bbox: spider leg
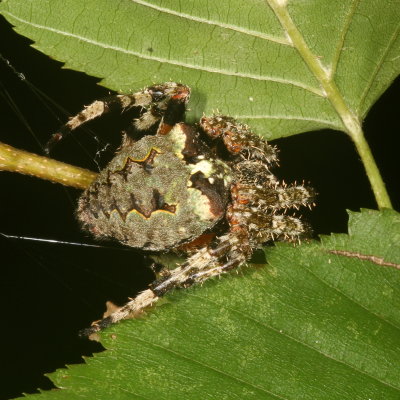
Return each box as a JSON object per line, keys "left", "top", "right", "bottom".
{"left": 230, "top": 166, "right": 315, "bottom": 243}
{"left": 45, "top": 82, "right": 190, "bottom": 153}
{"left": 79, "top": 289, "right": 158, "bottom": 337}
{"left": 78, "top": 247, "right": 220, "bottom": 336}
{"left": 80, "top": 229, "right": 251, "bottom": 337}
{"left": 233, "top": 182, "right": 315, "bottom": 214}
{"left": 153, "top": 227, "right": 252, "bottom": 293}
{"left": 200, "top": 115, "right": 278, "bottom": 163}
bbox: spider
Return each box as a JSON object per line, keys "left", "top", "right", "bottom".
{"left": 47, "top": 82, "right": 315, "bottom": 336}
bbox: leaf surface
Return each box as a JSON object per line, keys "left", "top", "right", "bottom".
{"left": 1, "top": 0, "right": 399, "bottom": 138}
{"left": 2, "top": 2, "right": 400, "bottom": 398}
{"left": 20, "top": 209, "right": 400, "bottom": 399}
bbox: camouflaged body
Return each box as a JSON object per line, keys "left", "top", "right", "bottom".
{"left": 77, "top": 123, "right": 232, "bottom": 251}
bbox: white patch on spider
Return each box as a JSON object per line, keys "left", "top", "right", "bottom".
{"left": 187, "top": 188, "right": 214, "bottom": 220}
{"left": 118, "top": 93, "right": 151, "bottom": 108}
{"left": 168, "top": 124, "right": 187, "bottom": 159}
{"left": 67, "top": 101, "right": 105, "bottom": 130}
{"left": 271, "top": 215, "right": 303, "bottom": 235}
{"left": 135, "top": 112, "right": 159, "bottom": 131}
{"left": 189, "top": 160, "right": 214, "bottom": 176}
{"left": 189, "top": 159, "right": 232, "bottom": 187}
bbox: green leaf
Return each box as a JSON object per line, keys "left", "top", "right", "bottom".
{"left": 0, "top": 0, "right": 399, "bottom": 139}
{"left": 1, "top": 2, "right": 399, "bottom": 397}
{"left": 20, "top": 209, "right": 400, "bottom": 399}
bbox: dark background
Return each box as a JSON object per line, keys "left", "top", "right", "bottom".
{"left": 0, "top": 15, "right": 399, "bottom": 400}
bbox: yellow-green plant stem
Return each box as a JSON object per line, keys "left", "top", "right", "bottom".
{"left": 349, "top": 125, "right": 393, "bottom": 209}
{"left": 0, "top": 141, "right": 97, "bottom": 189}
{"left": 268, "top": 0, "right": 393, "bottom": 210}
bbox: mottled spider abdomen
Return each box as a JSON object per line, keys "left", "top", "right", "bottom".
{"left": 77, "top": 123, "right": 232, "bottom": 251}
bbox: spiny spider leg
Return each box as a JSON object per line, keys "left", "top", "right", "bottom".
{"left": 45, "top": 82, "right": 190, "bottom": 153}
{"left": 80, "top": 233, "right": 249, "bottom": 337}
{"left": 234, "top": 184, "right": 314, "bottom": 212}
{"left": 79, "top": 289, "right": 158, "bottom": 336}
{"left": 200, "top": 115, "right": 278, "bottom": 163}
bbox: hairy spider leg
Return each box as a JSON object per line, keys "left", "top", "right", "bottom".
{"left": 200, "top": 115, "right": 278, "bottom": 163}
{"left": 45, "top": 82, "right": 190, "bottom": 153}
{"left": 79, "top": 227, "right": 252, "bottom": 336}
{"left": 79, "top": 240, "right": 242, "bottom": 337}
{"left": 79, "top": 289, "right": 158, "bottom": 336}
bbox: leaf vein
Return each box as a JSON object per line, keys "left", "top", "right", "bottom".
{"left": 236, "top": 114, "right": 340, "bottom": 128}
{"left": 62, "top": 371, "right": 153, "bottom": 399}
{"left": 328, "top": 250, "right": 400, "bottom": 270}
{"left": 130, "top": 0, "right": 291, "bottom": 46}
{"left": 123, "top": 334, "right": 287, "bottom": 400}
{"left": 330, "top": 0, "right": 361, "bottom": 79}
{"left": 190, "top": 289, "right": 400, "bottom": 392}
{"left": 358, "top": 22, "right": 400, "bottom": 114}
{"left": 304, "top": 247, "right": 400, "bottom": 331}
{"left": 3, "top": 11, "right": 323, "bottom": 96}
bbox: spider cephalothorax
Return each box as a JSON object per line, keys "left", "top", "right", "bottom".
{"left": 47, "top": 82, "right": 315, "bottom": 335}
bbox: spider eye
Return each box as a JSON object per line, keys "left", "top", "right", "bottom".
{"left": 152, "top": 90, "right": 164, "bottom": 98}
{"left": 148, "top": 89, "right": 165, "bottom": 102}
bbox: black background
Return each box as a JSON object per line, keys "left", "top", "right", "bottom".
{"left": 0, "top": 14, "right": 399, "bottom": 400}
